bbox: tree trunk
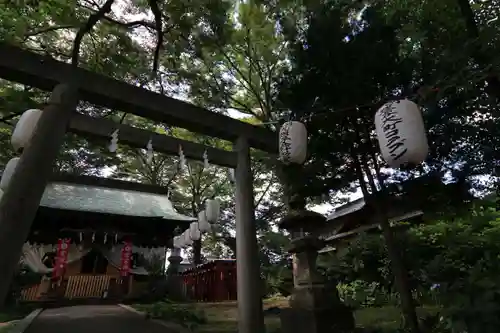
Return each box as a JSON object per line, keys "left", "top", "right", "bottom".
{"left": 456, "top": 0, "right": 500, "bottom": 98}
{"left": 192, "top": 240, "right": 202, "bottom": 265}
{"left": 191, "top": 195, "right": 202, "bottom": 265}
{"left": 378, "top": 213, "right": 421, "bottom": 333}
{"left": 356, "top": 114, "right": 421, "bottom": 333}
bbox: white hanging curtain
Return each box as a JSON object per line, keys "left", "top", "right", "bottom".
{"left": 134, "top": 246, "right": 166, "bottom": 263}
{"left": 20, "top": 242, "right": 90, "bottom": 273}
{"left": 21, "top": 243, "right": 52, "bottom": 273}
{"left": 101, "top": 245, "right": 150, "bottom": 275}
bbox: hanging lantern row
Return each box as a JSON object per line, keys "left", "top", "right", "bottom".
{"left": 277, "top": 99, "right": 429, "bottom": 168}
{"left": 172, "top": 198, "right": 221, "bottom": 249}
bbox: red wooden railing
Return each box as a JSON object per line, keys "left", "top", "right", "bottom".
{"left": 180, "top": 260, "right": 237, "bottom": 302}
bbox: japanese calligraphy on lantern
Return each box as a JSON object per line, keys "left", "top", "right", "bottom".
{"left": 374, "top": 99, "right": 429, "bottom": 168}
{"left": 278, "top": 121, "right": 307, "bottom": 165}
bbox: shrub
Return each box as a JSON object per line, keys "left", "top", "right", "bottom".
{"left": 326, "top": 201, "right": 500, "bottom": 333}
{"left": 138, "top": 300, "right": 207, "bottom": 330}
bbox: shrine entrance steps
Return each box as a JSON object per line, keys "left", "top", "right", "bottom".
{"left": 24, "top": 305, "right": 179, "bottom": 333}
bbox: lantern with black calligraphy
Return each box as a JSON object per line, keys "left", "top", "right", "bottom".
{"left": 11, "top": 109, "right": 42, "bottom": 152}
{"left": 279, "top": 121, "right": 307, "bottom": 165}
{"left": 374, "top": 99, "right": 429, "bottom": 168}
{"left": 205, "top": 199, "right": 221, "bottom": 224}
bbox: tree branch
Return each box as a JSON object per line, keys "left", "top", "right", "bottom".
{"left": 0, "top": 111, "right": 24, "bottom": 124}
{"left": 72, "top": 0, "right": 115, "bottom": 66}
{"left": 147, "top": 0, "right": 164, "bottom": 73}
{"left": 102, "top": 16, "right": 156, "bottom": 30}
{"left": 455, "top": 0, "right": 500, "bottom": 98}
{"left": 165, "top": 162, "right": 180, "bottom": 189}
{"left": 79, "top": 3, "right": 156, "bottom": 30}
{"left": 24, "top": 25, "right": 76, "bottom": 40}
{"left": 243, "top": 31, "right": 271, "bottom": 116}
{"left": 254, "top": 179, "right": 273, "bottom": 210}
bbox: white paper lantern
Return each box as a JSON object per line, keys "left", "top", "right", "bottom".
{"left": 183, "top": 230, "right": 193, "bottom": 246}
{"left": 11, "top": 109, "right": 42, "bottom": 152}
{"left": 205, "top": 199, "right": 221, "bottom": 223}
{"left": 374, "top": 99, "right": 429, "bottom": 168}
{"left": 189, "top": 222, "right": 201, "bottom": 241}
{"left": 279, "top": 121, "right": 307, "bottom": 165}
{"left": 0, "top": 157, "right": 20, "bottom": 191}
{"left": 198, "top": 211, "right": 212, "bottom": 232}
{"left": 176, "top": 236, "right": 187, "bottom": 249}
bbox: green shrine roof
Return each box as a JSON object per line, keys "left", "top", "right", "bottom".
{"left": 39, "top": 182, "right": 195, "bottom": 221}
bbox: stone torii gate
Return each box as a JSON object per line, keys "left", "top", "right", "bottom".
{"left": 0, "top": 43, "right": 277, "bottom": 333}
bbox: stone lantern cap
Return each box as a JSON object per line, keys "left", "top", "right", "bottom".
{"left": 279, "top": 209, "right": 326, "bottom": 232}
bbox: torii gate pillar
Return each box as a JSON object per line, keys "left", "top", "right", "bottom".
{"left": 234, "top": 136, "right": 265, "bottom": 333}
{"left": 0, "top": 84, "right": 77, "bottom": 306}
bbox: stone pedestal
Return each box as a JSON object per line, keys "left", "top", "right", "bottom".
{"left": 278, "top": 167, "right": 355, "bottom": 333}
{"left": 166, "top": 249, "right": 184, "bottom": 300}
{"left": 278, "top": 201, "right": 355, "bottom": 333}
{"left": 281, "top": 306, "right": 354, "bottom": 333}
{"left": 280, "top": 236, "right": 355, "bottom": 333}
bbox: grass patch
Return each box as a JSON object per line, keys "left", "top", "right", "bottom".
{"left": 133, "top": 301, "right": 207, "bottom": 330}
{"left": 0, "top": 304, "right": 37, "bottom": 324}
{"left": 194, "top": 301, "right": 281, "bottom": 333}
{"left": 0, "top": 322, "right": 17, "bottom": 333}
{"left": 134, "top": 298, "right": 438, "bottom": 332}
{"left": 355, "top": 305, "right": 440, "bottom": 330}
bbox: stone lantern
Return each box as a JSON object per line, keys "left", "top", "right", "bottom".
{"left": 278, "top": 193, "right": 355, "bottom": 333}
{"left": 166, "top": 226, "right": 184, "bottom": 300}
{"left": 277, "top": 119, "right": 354, "bottom": 333}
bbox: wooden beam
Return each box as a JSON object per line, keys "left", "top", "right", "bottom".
{"left": 0, "top": 43, "right": 278, "bottom": 153}
{"left": 69, "top": 113, "right": 238, "bottom": 168}
{"left": 51, "top": 173, "right": 171, "bottom": 195}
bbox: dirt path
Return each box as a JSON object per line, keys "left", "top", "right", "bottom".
{"left": 24, "top": 305, "right": 176, "bottom": 333}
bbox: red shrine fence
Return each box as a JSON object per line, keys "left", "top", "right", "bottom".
{"left": 19, "top": 260, "right": 237, "bottom": 303}
{"left": 181, "top": 260, "right": 237, "bottom": 302}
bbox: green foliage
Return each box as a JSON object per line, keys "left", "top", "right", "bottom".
{"left": 278, "top": 0, "right": 500, "bottom": 200}
{"left": 337, "top": 281, "right": 393, "bottom": 309}
{"left": 324, "top": 200, "right": 500, "bottom": 333}
{"left": 0, "top": 0, "right": 289, "bottom": 274}
{"left": 135, "top": 300, "right": 207, "bottom": 330}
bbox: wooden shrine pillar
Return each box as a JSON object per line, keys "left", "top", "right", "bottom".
{"left": 234, "top": 136, "right": 265, "bottom": 333}
{"left": 0, "top": 84, "right": 77, "bottom": 306}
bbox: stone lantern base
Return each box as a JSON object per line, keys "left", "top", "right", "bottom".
{"left": 280, "top": 236, "right": 355, "bottom": 333}
{"left": 166, "top": 252, "right": 184, "bottom": 301}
